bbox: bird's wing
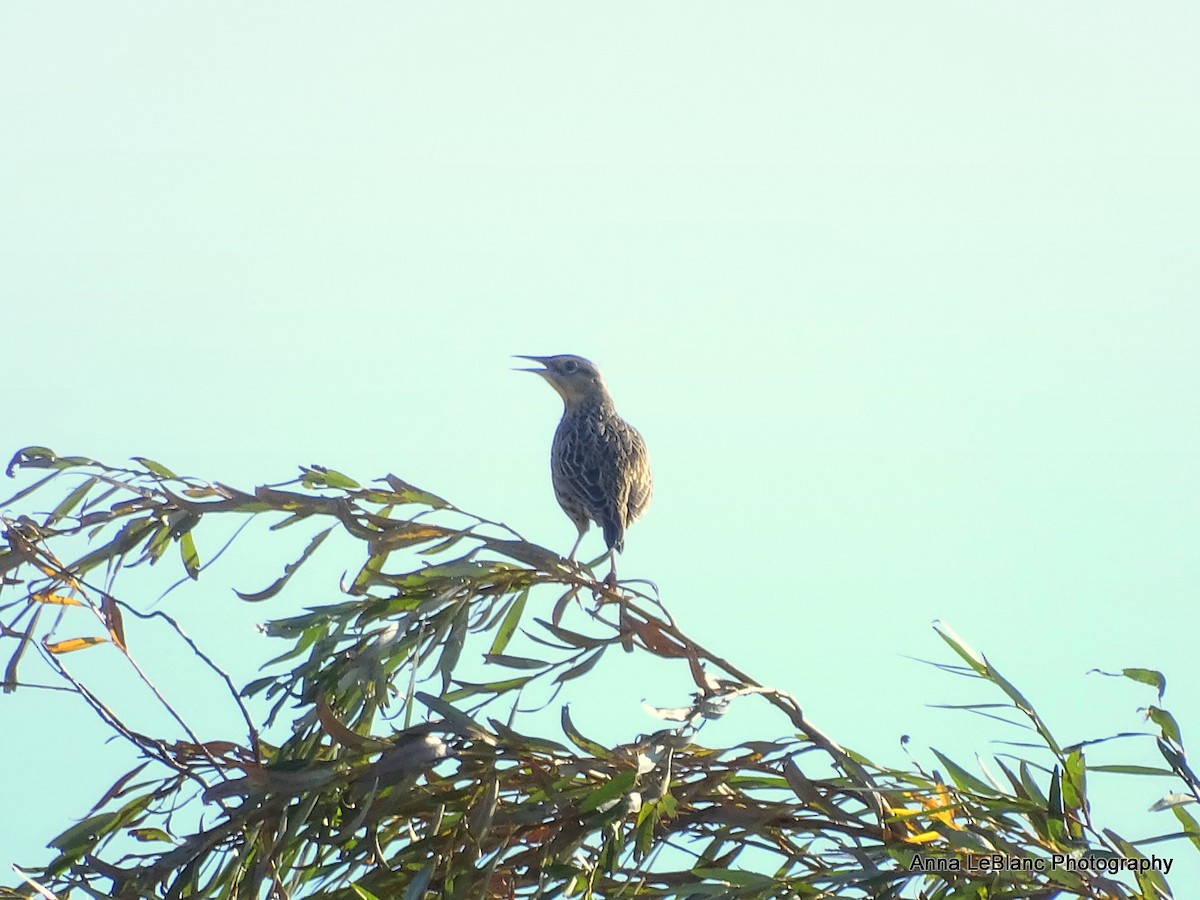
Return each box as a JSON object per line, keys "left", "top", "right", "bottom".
{"left": 622, "top": 425, "right": 653, "bottom": 524}
{"left": 553, "top": 416, "right": 610, "bottom": 521}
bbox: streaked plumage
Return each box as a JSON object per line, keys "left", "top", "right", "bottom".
{"left": 516, "top": 354, "right": 652, "bottom": 582}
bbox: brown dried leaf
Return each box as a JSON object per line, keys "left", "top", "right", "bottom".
{"left": 316, "top": 696, "right": 390, "bottom": 752}
{"left": 631, "top": 619, "right": 689, "bottom": 658}
{"left": 101, "top": 593, "right": 127, "bottom": 651}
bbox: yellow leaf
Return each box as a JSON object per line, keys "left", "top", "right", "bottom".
{"left": 32, "top": 592, "right": 82, "bottom": 606}
{"left": 45, "top": 636, "right": 108, "bottom": 654}
{"left": 917, "top": 782, "right": 961, "bottom": 829}
{"left": 903, "top": 830, "right": 942, "bottom": 844}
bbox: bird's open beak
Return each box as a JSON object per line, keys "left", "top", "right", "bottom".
{"left": 512, "top": 355, "right": 550, "bottom": 374}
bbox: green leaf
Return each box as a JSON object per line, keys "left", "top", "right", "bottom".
{"left": 561, "top": 705, "right": 610, "bottom": 758}
{"left": 488, "top": 589, "right": 528, "bottom": 656}
{"left": 268, "top": 511, "right": 314, "bottom": 531}
{"left": 554, "top": 647, "right": 606, "bottom": 685}
{"left": 934, "top": 825, "right": 994, "bottom": 854}
{"left": 1171, "top": 805, "right": 1200, "bottom": 851}
{"left": 415, "top": 692, "right": 493, "bottom": 742}
{"left": 43, "top": 476, "right": 98, "bottom": 526}
{"left": 932, "top": 621, "right": 986, "bottom": 675}
{"left": 465, "top": 776, "right": 500, "bottom": 841}
{"left": 322, "top": 468, "right": 361, "bottom": 490}
{"left": 931, "top": 750, "right": 993, "bottom": 795}
{"left": 6, "top": 446, "right": 60, "bottom": 475}
{"left": 241, "top": 676, "right": 276, "bottom": 698}
{"left": 235, "top": 526, "right": 333, "bottom": 601}
{"left": 1062, "top": 748, "right": 1085, "bottom": 812}
{"left": 88, "top": 762, "right": 151, "bottom": 813}
{"left": 179, "top": 530, "right": 200, "bottom": 579}
{"left": 482, "top": 653, "right": 548, "bottom": 670}
{"left": 689, "top": 868, "right": 776, "bottom": 889}
{"left": 984, "top": 656, "right": 1062, "bottom": 756}
{"left": 50, "top": 812, "right": 120, "bottom": 852}
{"left": 479, "top": 536, "right": 565, "bottom": 569}
{"left": 540, "top": 863, "right": 586, "bottom": 881}
{"left": 351, "top": 549, "right": 389, "bottom": 593}
{"left": 580, "top": 769, "right": 638, "bottom": 813}
{"left": 984, "top": 663, "right": 1034, "bottom": 713}
{"left": 131, "top": 457, "right": 178, "bottom": 479}
{"left": 658, "top": 884, "right": 740, "bottom": 896}
{"left": 992, "top": 757, "right": 1028, "bottom": 799}
{"left": 534, "top": 619, "right": 605, "bottom": 649}
{"left": 1089, "top": 764, "right": 1175, "bottom": 777}
{"left": 382, "top": 474, "right": 450, "bottom": 509}
{"left": 438, "top": 604, "right": 469, "bottom": 694}
{"left": 783, "top": 758, "right": 828, "bottom": 809}
{"left": 0, "top": 468, "right": 62, "bottom": 508}
{"left": 66, "top": 515, "right": 157, "bottom": 575}
{"left": 1146, "top": 706, "right": 1182, "bottom": 744}
{"left": 128, "top": 827, "right": 175, "bottom": 843}
{"left": 1011, "top": 761, "right": 1049, "bottom": 809}
{"left": 402, "top": 862, "right": 435, "bottom": 900}
{"left": 1122, "top": 667, "right": 1167, "bottom": 699}
{"left": 1046, "top": 766, "right": 1066, "bottom": 844}
{"left": 1047, "top": 766, "right": 1063, "bottom": 815}
{"left": 487, "top": 718, "right": 569, "bottom": 754}
{"left": 442, "top": 676, "right": 534, "bottom": 702}
{"left": 351, "top": 885, "right": 385, "bottom": 900}
{"left": 141, "top": 522, "right": 173, "bottom": 564}
{"left": 633, "top": 798, "right": 658, "bottom": 860}
{"left": 1089, "top": 667, "right": 1168, "bottom": 701}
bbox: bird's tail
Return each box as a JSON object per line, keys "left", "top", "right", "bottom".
{"left": 601, "top": 517, "right": 625, "bottom": 554}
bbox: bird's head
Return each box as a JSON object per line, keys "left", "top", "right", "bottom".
{"left": 514, "top": 354, "right": 609, "bottom": 405}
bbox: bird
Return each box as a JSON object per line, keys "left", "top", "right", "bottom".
{"left": 515, "top": 354, "right": 652, "bottom": 585}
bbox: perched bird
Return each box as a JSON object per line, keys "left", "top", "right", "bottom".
{"left": 515, "top": 354, "right": 652, "bottom": 584}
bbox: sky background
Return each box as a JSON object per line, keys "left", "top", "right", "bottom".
{"left": 2, "top": 1, "right": 1199, "bottom": 890}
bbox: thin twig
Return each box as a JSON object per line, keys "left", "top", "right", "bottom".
{"left": 113, "top": 594, "right": 262, "bottom": 760}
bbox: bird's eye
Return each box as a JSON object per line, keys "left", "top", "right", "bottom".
{"left": 562, "top": 360, "right": 579, "bottom": 374}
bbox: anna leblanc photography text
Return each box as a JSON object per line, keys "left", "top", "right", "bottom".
{"left": 908, "top": 852, "right": 1174, "bottom": 877}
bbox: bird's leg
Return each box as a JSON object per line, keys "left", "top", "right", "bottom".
{"left": 567, "top": 530, "right": 585, "bottom": 562}
{"left": 603, "top": 551, "right": 618, "bottom": 587}
{"left": 605, "top": 554, "right": 632, "bottom": 650}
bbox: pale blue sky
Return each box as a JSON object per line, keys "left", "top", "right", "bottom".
{"left": 2, "top": 2, "right": 1199, "bottom": 887}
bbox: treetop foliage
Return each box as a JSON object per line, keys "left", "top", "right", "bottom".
{"left": 0, "top": 446, "right": 1196, "bottom": 899}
